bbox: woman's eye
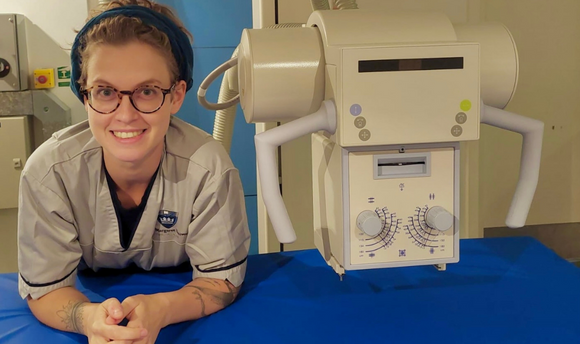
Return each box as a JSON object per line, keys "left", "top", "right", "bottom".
{"left": 96, "top": 88, "right": 115, "bottom": 98}
{"left": 138, "top": 87, "right": 158, "bottom": 97}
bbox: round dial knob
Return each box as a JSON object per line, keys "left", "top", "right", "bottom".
{"left": 356, "top": 210, "right": 382, "bottom": 236}
{"left": 0, "top": 58, "right": 10, "bottom": 78}
{"left": 425, "top": 206, "right": 454, "bottom": 231}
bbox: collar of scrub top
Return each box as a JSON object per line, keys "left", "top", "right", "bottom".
{"left": 70, "top": 5, "right": 194, "bottom": 103}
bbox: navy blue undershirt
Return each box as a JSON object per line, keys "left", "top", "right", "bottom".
{"left": 104, "top": 164, "right": 159, "bottom": 250}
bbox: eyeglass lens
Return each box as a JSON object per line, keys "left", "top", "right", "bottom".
{"left": 88, "top": 86, "right": 166, "bottom": 113}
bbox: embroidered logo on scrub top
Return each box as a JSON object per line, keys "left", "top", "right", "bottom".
{"left": 158, "top": 210, "right": 178, "bottom": 228}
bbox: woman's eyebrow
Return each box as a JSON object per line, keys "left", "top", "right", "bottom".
{"left": 90, "top": 78, "right": 114, "bottom": 87}
{"left": 89, "top": 78, "right": 165, "bottom": 88}
{"left": 135, "top": 78, "right": 165, "bottom": 86}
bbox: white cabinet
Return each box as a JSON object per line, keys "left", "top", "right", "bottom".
{"left": 0, "top": 116, "right": 31, "bottom": 209}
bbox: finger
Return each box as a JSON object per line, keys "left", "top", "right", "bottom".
{"left": 89, "top": 336, "right": 130, "bottom": 344}
{"left": 101, "top": 324, "right": 148, "bottom": 341}
{"left": 128, "top": 338, "right": 149, "bottom": 344}
{"left": 105, "top": 315, "right": 119, "bottom": 325}
{"left": 119, "top": 296, "right": 140, "bottom": 318}
{"left": 88, "top": 337, "right": 109, "bottom": 344}
{"left": 89, "top": 335, "right": 132, "bottom": 344}
{"left": 105, "top": 315, "right": 129, "bottom": 326}
{"left": 102, "top": 298, "right": 124, "bottom": 321}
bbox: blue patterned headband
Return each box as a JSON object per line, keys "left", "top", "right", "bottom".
{"left": 70, "top": 5, "right": 193, "bottom": 102}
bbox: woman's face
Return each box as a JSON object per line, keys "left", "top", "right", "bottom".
{"left": 85, "top": 41, "right": 186, "bottom": 169}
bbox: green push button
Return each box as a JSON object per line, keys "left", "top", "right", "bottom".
{"left": 460, "top": 100, "right": 472, "bottom": 112}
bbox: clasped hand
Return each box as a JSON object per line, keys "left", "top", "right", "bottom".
{"left": 85, "top": 294, "right": 166, "bottom": 344}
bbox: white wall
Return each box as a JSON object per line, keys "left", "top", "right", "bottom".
{"left": 0, "top": 0, "right": 88, "bottom": 49}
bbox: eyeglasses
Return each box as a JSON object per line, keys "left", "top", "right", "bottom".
{"left": 81, "top": 84, "right": 175, "bottom": 114}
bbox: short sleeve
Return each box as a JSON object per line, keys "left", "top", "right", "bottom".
{"left": 186, "top": 168, "right": 251, "bottom": 287}
{"left": 18, "top": 172, "right": 82, "bottom": 300}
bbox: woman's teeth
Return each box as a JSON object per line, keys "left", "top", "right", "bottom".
{"left": 113, "top": 130, "right": 144, "bottom": 139}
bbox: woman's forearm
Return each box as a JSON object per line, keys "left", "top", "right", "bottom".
{"left": 27, "top": 286, "right": 95, "bottom": 335}
{"left": 28, "top": 278, "right": 240, "bottom": 334}
{"left": 156, "top": 277, "right": 240, "bottom": 327}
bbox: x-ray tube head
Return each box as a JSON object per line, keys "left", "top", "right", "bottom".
{"left": 238, "top": 27, "right": 325, "bottom": 123}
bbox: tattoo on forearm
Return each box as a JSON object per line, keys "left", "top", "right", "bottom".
{"left": 205, "top": 279, "right": 221, "bottom": 287}
{"left": 185, "top": 280, "right": 238, "bottom": 318}
{"left": 56, "top": 301, "right": 86, "bottom": 334}
{"left": 191, "top": 290, "right": 207, "bottom": 317}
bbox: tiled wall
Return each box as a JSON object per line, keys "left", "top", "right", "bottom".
{"left": 157, "top": 0, "right": 258, "bottom": 254}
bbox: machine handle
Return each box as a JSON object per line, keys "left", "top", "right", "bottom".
{"left": 197, "top": 57, "right": 240, "bottom": 111}
{"left": 480, "top": 102, "right": 544, "bottom": 228}
{"left": 255, "top": 100, "right": 337, "bottom": 243}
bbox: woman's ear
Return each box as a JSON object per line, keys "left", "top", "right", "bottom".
{"left": 170, "top": 80, "right": 187, "bottom": 115}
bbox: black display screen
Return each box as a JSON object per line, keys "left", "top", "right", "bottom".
{"left": 359, "top": 57, "right": 464, "bottom": 73}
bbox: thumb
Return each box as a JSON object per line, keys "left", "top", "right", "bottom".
{"left": 102, "top": 298, "right": 124, "bottom": 323}
{"left": 105, "top": 314, "right": 122, "bottom": 325}
{"left": 119, "top": 296, "right": 140, "bottom": 319}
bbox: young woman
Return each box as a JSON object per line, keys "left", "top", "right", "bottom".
{"left": 17, "top": 1, "right": 250, "bottom": 343}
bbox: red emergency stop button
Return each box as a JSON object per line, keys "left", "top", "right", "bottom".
{"left": 38, "top": 75, "right": 47, "bottom": 84}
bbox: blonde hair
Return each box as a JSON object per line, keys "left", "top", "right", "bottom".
{"left": 77, "top": 0, "right": 193, "bottom": 88}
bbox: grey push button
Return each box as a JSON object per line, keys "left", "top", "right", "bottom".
{"left": 350, "top": 104, "right": 362, "bottom": 116}
{"left": 354, "top": 116, "right": 366, "bottom": 128}
{"left": 456, "top": 112, "right": 467, "bottom": 124}
{"left": 451, "top": 125, "right": 463, "bottom": 137}
{"left": 359, "top": 129, "right": 371, "bottom": 141}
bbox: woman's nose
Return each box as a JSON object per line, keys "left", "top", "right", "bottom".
{"left": 114, "top": 95, "right": 140, "bottom": 122}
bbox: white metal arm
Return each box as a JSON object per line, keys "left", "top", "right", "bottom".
{"left": 255, "top": 100, "right": 337, "bottom": 243}
{"left": 480, "top": 102, "right": 544, "bottom": 228}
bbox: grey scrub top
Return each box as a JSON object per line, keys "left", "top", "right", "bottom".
{"left": 17, "top": 117, "right": 251, "bottom": 300}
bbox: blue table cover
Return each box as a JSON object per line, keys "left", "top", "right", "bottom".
{"left": 1, "top": 237, "right": 579, "bottom": 343}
